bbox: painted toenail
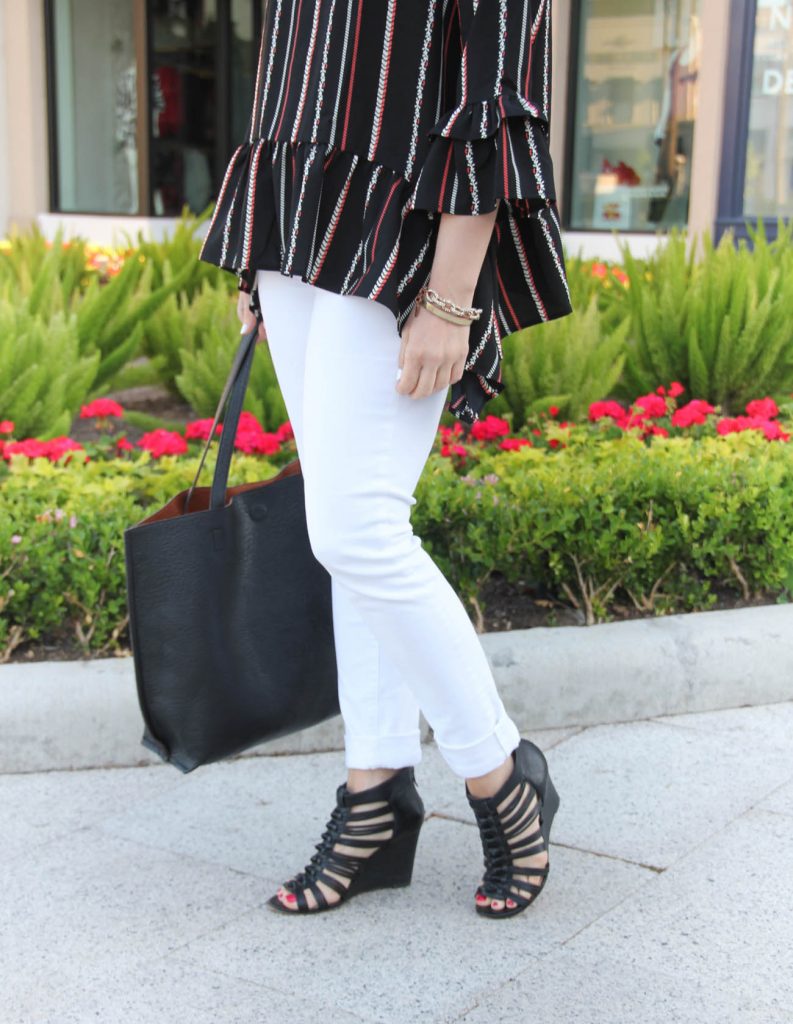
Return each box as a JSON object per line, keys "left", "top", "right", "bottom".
{"left": 285, "top": 893, "right": 296, "bottom": 903}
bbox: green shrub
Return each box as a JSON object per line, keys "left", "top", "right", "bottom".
{"left": 614, "top": 221, "right": 793, "bottom": 411}
{"left": 0, "top": 305, "right": 99, "bottom": 439}
{"left": 3, "top": 429, "right": 793, "bottom": 659}
{"left": 489, "top": 295, "right": 629, "bottom": 430}
{"left": 413, "top": 431, "right": 793, "bottom": 623}
{"left": 0, "top": 447, "right": 280, "bottom": 658}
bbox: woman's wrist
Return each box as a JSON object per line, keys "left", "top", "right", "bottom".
{"left": 427, "top": 205, "right": 500, "bottom": 310}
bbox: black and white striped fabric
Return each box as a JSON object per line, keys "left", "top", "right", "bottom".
{"left": 199, "top": 0, "right": 573, "bottom": 424}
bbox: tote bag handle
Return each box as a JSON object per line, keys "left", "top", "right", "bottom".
{"left": 184, "top": 311, "right": 263, "bottom": 516}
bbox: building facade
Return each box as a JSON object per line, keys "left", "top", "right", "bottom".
{"left": 0, "top": 0, "right": 790, "bottom": 259}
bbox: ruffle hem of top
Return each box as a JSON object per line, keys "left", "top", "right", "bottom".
{"left": 199, "top": 91, "right": 573, "bottom": 425}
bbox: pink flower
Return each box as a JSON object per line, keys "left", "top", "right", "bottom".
{"left": 275, "top": 421, "right": 294, "bottom": 442}
{"left": 440, "top": 443, "right": 467, "bottom": 458}
{"left": 588, "top": 400, "right": 627, "bottom": 423}
{"left": 231, "top": 411, "right": 282, "bottom": 455}
{"left": 80, "top": 398, "right": 124, "bottom": 419}
{"left": 11, "top": 534, "right": 22, "bottom": 544}
{"left": 0, "top": 419, "right": 14, "bottom": 434}
{"left": 4, "top": 438, "right": 51, "bottom": 460}
{"left": 499, "top": 437, "right": 532, "bottom": 450}
{"left": 745, "top": 397, "right": 779, "bottom": 420}
{"left": 716, "top": 415, "right": 789, "bottom": 441}
{"left": 633, "top": 393, "right": 668, "bottom": 419}
{"left": 137, "top": 429, "right": 188, "bottom": 458}
{"left": 470, "top": 415, "right": 511, "bottom": 442}
{"left": 671, "top": 399, "right": 715, "bottom": 428}
{"left": 668, "top": 381, "right": 685, "bottom": 398}
{"left": 185, "top": 418, "right": 221, "bottom": 441}
{"left": 46, "top": 437, "right": 84, "bottom": 463}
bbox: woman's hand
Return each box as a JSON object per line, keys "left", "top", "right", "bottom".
{"left": 236, "top": 290, "right": 268, "bottom": 344}
{"left": 396, "top": 204, "right": 499, "bottom": 399}
{"left": 396, "top": 304, "right": 469, "bottom": 399}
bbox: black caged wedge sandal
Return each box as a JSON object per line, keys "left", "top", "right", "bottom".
{"left": 267, "top": 765, "right": 425, "bottom": 914}
{"left": 466, "top": 738, "right": 560, "bottom": 919}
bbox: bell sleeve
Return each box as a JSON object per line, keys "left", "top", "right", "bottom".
{"left": 406, "top": 0, "right": 558, "bottom": 218}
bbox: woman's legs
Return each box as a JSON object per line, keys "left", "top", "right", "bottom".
{"left": 257, "top": 269, "right": 533, "bottom": 914}
{"left": 257, "top": 270, "right": 423, "bottom": 773}
{"left": 296, "top": 279, "right": 521, "bottom": 780}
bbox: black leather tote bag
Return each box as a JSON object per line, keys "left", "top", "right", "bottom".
{"left": 123, "top": 320, "right": 339, "bottom": 773}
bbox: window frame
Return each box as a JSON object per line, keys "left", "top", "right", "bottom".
{"left": 716, "top": 0, "right": 788, "bottom": 242}
{"left": 562, "top": 0, "right": 703, "bottom": 236}
{"left": 43, "top": 0, "right": 263, "bottom": 217}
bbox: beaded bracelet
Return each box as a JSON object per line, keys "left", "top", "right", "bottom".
{"left": 414, "top": 285, "right": 482, "bottom": 326}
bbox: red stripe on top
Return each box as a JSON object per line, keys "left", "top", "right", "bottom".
{"left": 341, "top": 1, "right": 365, "bottom": 151}
{"left": 274, "top": 0, "right": 305, "bottom": 139}
{"left": 370, "top": 178, "right": 401, "bottom": 263}
{"left": 500, "top": 110, "right": 510, "bottom": 197}
{"left": 496, "top": 263, "right": 521, "bottom": 332}
{"left": 438, "top": 143, "right": 454, "bottom": 206}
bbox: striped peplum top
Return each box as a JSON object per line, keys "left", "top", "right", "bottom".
{"left": 198, "top": 0, "right": 573, "bottom": 424}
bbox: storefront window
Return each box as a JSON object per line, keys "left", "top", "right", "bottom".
{"left": 743, "top": 0, "right": 793, "bottom": 218}
{"left": 149, "top": 0, "right": 220, "bottom": 216}
{"left": 568, "top": 0, "right": 702, "bottom": 232}
{"left": 50, "top": 0, "right": 139, "bottom": 214}
{"left": 47, "top": 0, "right": 258, "bottom": 216}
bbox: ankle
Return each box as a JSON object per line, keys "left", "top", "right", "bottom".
{"left": 465, "top": 752, "right": 515, "bottom": 800}
{"left": 347, "top": 766, "right": 400, "bottom": 793}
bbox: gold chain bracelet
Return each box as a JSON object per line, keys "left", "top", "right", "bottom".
{"left": 414, "top": 285, "right": 482, "bottom": 326}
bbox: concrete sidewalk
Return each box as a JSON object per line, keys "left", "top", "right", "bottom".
{"left": 3, "top": 701, "right": 793, "bottom": 1024}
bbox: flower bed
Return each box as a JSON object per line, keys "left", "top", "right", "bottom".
{"left": 3, "top": 382, "right": 792, "bottom": 662}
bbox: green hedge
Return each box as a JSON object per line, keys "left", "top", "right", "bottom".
{"left": 3, "top": 430, "right": 792, "bottom": 659}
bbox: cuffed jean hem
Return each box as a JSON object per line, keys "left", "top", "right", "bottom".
{"left": 435, "top": 708, "right": 522, "bottom": 779}
{"left": 343, "top": 730, "right": 424, "bottom": 770}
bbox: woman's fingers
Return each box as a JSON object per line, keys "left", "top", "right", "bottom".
{"left": 396, "top": 312, "right": 468, "bottom": 399}
{"left": 236, "top": 291, "right": 268, "bottom": 344}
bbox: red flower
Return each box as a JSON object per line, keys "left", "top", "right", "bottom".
{"left": 80, "top": 398, "right": 124, "bottom": 419}
{"left": 671, "top": 399, "right": 715, "bottom": 428}
{"left": 591, "top": 262, "right": 608, "bottom": 279}
{"left": 758, "top": 419, "right": 790, "bottom": 441}
{"left": 45, "top": 436, "right": 84, "bottom": 462}
{"left": 185, "top": 418, "right": 222, "bottom": 441}
{"left": 0, "top": 419, "right": 14, "bottom": 434}
{"left": 440, "top": 443, "right": 467, "bottom": 458}
{"left": 230, "top": 411, "right": 282, "bottom": 455}
{"left": 668, "top": 381, "right": 685, "bottom": 398}
{"left": 745, "top": 397, "right": 778, "bottom": 420}
{"left": 611, "top": 267, "right": 629, "bottom": 287}
{"left": 547, "top": 405, "right": 560, "bottom": 418}
{"left": 7, "top": 439, "right": 50, "bottom": 459}
{"left": 589, "top": 400, "right": 626, "bottom": 423}
{"left": 470, "top": 415, "right": 510, "bottom": 441}
{"left": 275, "top": 421, "right": 294, "bottom": 442}
{"left": 633, "top": 393, "right": 667, "bottom": 419}
{"left": 439, "top": 423, "right": 465, "bottom": 441}
{"left": 643, "top": 425, "right": 669, "bottom": 438}
{"left": 116, "top": 436, "right": 134, "bottom": 451}
{"left": 499, "top": 437, "right": 532, "bottom": 450}
{"left": 716, "top": 415, "right": 789, "bottom": 441}
{"left": 137, "top": 428, "right": 188, "bottom": 458}
{"left": 234, "top": 429, "right": 282, "bottom": 455}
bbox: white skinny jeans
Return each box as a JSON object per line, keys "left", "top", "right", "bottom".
{"left": 256, "top": 269, "right": 521, "bottom": 779}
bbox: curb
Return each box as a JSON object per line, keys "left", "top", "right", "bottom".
{"left": 2, "top": 604, "right": 792, "bottom": 773}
